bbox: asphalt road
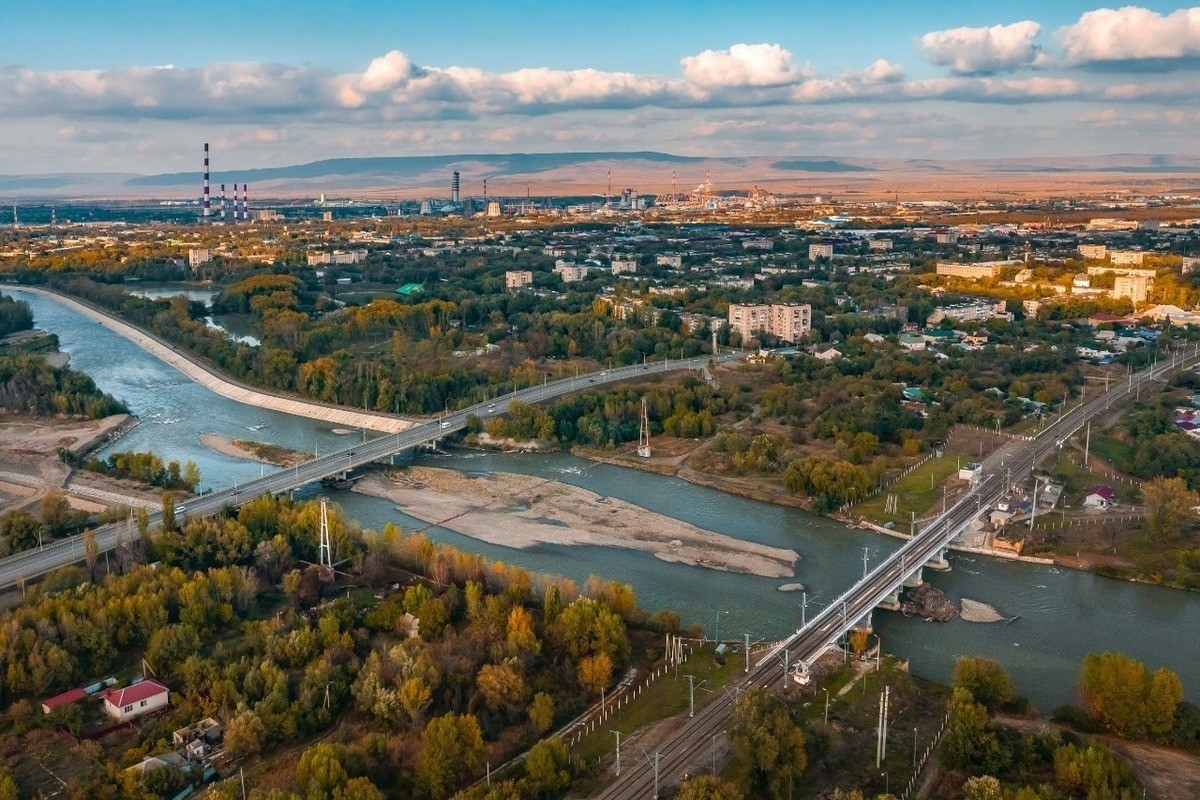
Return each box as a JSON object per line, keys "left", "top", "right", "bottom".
{"left": 0, "top": 351, "right": 747, "bottom": 590}
{"left": 591, "top": 350, "right": 1196, "bottom": 800}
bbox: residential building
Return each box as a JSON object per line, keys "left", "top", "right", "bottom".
{"left": 935, "top": 231, "right": 958, "bottom": 244}
{"left": 1078, "top": 244, "right": 1107, "bottom": 260}
{"left": 505, "top": 270, "right": 533, "bottom": 290}
{"left": 1110, "top": 250, "right": 1145, "bottom": 266}
{"left": 1083, "top": 485, "right": 1116, "bottom": 509}
{"left": 935, "top": 259, "right": 1019, "bottom": 280}
{"left": 1113, "top": 274, "right": 1150, "bottom": 304}
{"left": 868, "top": 238, "right": 893, "bottom": 251}
{"left": 100, "top": 680, "right": 170, "bottom": 723}
{"left": 1183, "top": 257, "right": 1200, "bottom": 275}
{"left": 308, "top": 250, "right": 366, "bottom": 266}
{"left": 727, "top": 303, "right": 812, "bottom": 344}
{"left": 1087, "top": 265, "right": 1155, "bottom": 279}
{"left": 611, "top": 259, "right": 638, "bottom": 275}
{"left": 188, "top": 248, "right": 212, "bottom": 267}
{"left": 656, "top": 254, "right": 683, "bottom": 269}
{"left": 553, "top": 261, "right": 589, "bottom": 282}
{"left": 742, "top": 238, "right": 774, "bottom": 250}
{"left": 926, "top": 299, "right": 1008, "bottom": 325}
{"left": 808, "top": 243, "right": 834, "bottom": 260}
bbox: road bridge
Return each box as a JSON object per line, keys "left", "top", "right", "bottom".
{"left": 592, "top": 348, "right": 1198, "bottom": 800}
{"left": 0, "top": 351, "right": 746, "bottom": 590}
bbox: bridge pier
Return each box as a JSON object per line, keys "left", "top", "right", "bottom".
{"left": 903, "top": 566, "right": 924, "bottom": 588}
{"left": 876, "top": 588, "right": 902, "bottom": 613}
{"left": 926, "top": 547, "right": 951, "bottom": 571}
{"left": 853, "top": 609, "right": 874, "bottom": 633}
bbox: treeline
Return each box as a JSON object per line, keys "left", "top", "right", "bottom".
{"left": 937, "top": 653, "right": 1197, "bottom": 799}
{"left": 79, "top": 450, "right": 200, "bottom": 491}
{"left": 0, "top": 291, "right": 33, "bottom": 337}
{"left": 0, "top": 354, "right": 128, "bottom": 418}
{"left": 477, "top": 378, "right": 737, "bottom": 446}
{"left": 0, "top": 492, "right": 678, "bottom": 800}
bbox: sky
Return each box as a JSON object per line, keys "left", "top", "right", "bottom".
{"left": 3, "top": 1, "right": 1200, "bottom": 173}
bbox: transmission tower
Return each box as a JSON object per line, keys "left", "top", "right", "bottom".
{"left": 637, "top": 396, "right": 651, "bottom": 458}
{"left": 318, "top": 497, "right": 333, "bottom": 574}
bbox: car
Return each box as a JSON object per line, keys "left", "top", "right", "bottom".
{"left": 440, "top": 421, "right": 451, "bottom": 429}
{"left": 487, "top": 403, "right": 496, "bottom": 413}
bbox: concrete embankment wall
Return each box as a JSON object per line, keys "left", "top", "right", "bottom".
{"left": 19, "top": 287, "right": 418, "bottom": 434}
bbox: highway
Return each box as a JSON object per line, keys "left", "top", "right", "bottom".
{"left": 0, "top": 351, "right": 746, "bottom": 590}
{"left": 591, "top": 348, "right": 1197, "bottom": 800}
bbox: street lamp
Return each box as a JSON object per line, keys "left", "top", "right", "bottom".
{"left": 714, "top": 609, "right": 729, "bottom": 643}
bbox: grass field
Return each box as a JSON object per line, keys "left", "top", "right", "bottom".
{"left": 574, "top": 643, "right": 741, "bottom": 764}
{"left": 854, "top": 455, "right": 961, "bottom": 527}
{"left": 1088, "top": 433, "right": 1135, "bottom": 472}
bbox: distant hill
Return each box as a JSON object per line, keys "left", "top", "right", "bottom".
{"left": 2, "top": 151, "right": 1199, "bottom": 200}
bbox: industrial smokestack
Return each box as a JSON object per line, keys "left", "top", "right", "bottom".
{"left": 220, "top": 184, "right": 226, "bottom": 221}
{"left": 241, "top": 184, "right": 248, "bottom": 221}
{"left": 452, "top": 171, "right": 460, "bottom": 204}
{"left": 202, "top": 143, "right": 210, "bottom": 220}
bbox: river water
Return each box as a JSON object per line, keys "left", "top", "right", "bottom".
{"left": 9, "top": 287, "right": 1200, "bottom": 709}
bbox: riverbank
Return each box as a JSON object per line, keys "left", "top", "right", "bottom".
{"left": 11, "top": 286, "right": 419, "bottom": 434}
{"left": 353, "top": 467, "right": 801, "bottom": 578}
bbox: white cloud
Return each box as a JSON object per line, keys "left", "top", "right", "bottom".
{"left": 918, "top": 21, "right": 1043, "bottom": 74}
{"left": 1058, "top": 6, "right": 1200, "bottom": 64}
{"left": 679, "top": 43, "right": 806, "bottom": 88}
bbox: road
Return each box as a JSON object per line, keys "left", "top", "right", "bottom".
{"left": 0, "top": 350, "right": 747, "bottom": 590}
{"left": 591, "top": 349, "right": 1197, "bottom": 800}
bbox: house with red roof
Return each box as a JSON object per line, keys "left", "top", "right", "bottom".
{"left": 40, "top": 687, "right": 88, "bottom": 716}
{"left": 99, "top": 679, "right": 169, "bottom": 723}
{"left": 1083, "top": 485, "right": 1116, "bottom": 509}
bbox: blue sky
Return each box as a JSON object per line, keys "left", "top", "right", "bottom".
{"left": 2, "top": 1, "right": 1200, "bottom": 172}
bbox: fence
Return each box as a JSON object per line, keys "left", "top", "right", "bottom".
{"left": 901, "top": 711, "right": 949, "bottom": 800}
{"left": 1032, "top": 513, "right": 1144, "bottom": 531}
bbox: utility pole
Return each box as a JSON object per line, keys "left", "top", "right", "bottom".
{"left": 800, "top": 592, "right": 808, "bottom": 627}
{"left": 863, "top": 546, "right": 870, "bottom": 578}
{"left": 1084, "top": 420, "right": 1091, "bottom": 467}
{"left": 612, "top": 731, "right": 621, "bottom": 775}
{"left": 686, "top": 674, "right": 696, "bottom": 717}
{"left": 744, "top": 633, "right": 750, "bottom": 673}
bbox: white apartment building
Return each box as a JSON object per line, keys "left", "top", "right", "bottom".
{"left": 809, "top": 243, "right": 834, "bottom": 260}
{"left": 611, "top": 259, "right": 638, "bottom": 275}
{"left": 1078, "top": 244, "right": 1107, "bottom": 260}
{"left": 728, "top": 303, "right": 811, "bottom": 344}
{"left": 1114, "top": 274, "right": 1150, "bottom": 304}
{"left": 188, "top": 248, "right": 212, "bottom": 267}
{"left": 1110, "top": 250, "right": 1145, "bottom": 266}
{"left": 553, "top": 261, "right": 589, "bottom": 282}
{"left": 656, "top": 254, "right": 683, "bottom": 269}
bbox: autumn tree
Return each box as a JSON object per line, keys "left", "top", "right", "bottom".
{"left": 399, "top": 676, "right": 433, "bottom": 729}
{"left": 40, "top": 489, "right": 71, "bottom": 533}
{"left": 731, "top": 688, "right": 807, "bottom": 800}
{"left": 477, "top": 663, "right": 526, "bottom": 711}
{"left": 0, "top": 508, "right": 40, "bottom": 553}
{"left": 1142, "top": 476, "right": 1198, "bottom": 540}
{"left": 161, "top": 492, "right": 176, "bottom": 531}
{"left": 676, "top": 775, "right": 745, "bottom": 800}
{"left": 223, "top": 710, "right": 267, "bottom": 759}
{"left": 83, "top": 528, "right": 99, "bottom": 580}
{"left": 418, "top": 713, "right": 484, "bottom": 798}
{"left": 960, "top": 776, "right": 1003, "bottom": 800}
{"left": 849, "top": 629, "right": 870, "bottom": 658}
{"left": 953, "top": 656, "right": 1016, "bottom": 711}
{"left": 0, "top": 771, "right": 16, "bottom": 800}
{"left": 578, "top": 652, "right": 614, "bottom": 701}
{"left": 1079, "top": 652, "right": 1182, "bottom": 740}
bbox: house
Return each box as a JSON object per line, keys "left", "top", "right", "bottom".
{"left": 1083, "top": 485, "right": 1116, "bottom": 509}
{"left": 898, "top": 334, "right": 926, "bottom": 352}
{"left": 99, "top": 679, "right": 169, "bottom": 722}
{"left": 863, "top": 332, "right": 886, "bottom": 344}
{"left": 813, "top": 344, "right": 842, "bottom": 362}
{"left": 959, "top": 462, "right": 982, "bottom": 481}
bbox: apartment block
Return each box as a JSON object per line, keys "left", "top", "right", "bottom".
{"left": 611, "top": 259, "right": 638, "bottom": 274}
{"left": 656, "top": 254, "right": 683, "bottom": 269}
{"left": 1113, "top": 274, "right": 1150, "bottom": 305}
{"left": 728, "top": 303, "right": 811, "bottom": 344}
{"left": 935, "top": 259, "right": 1019, "bottom": 280}
{"left": 808, "top": 243, "right": 834, "bottom": 260}
{"left": 188, "top": 248, "right": 212, "bottom": 267}
{"left": 505, "top": 270, "right": 533, "bottom": 290}
{"left": 1078, "top": 244, "right": 1108, "bottom": 260}
{"left": 1110, "top": 250, "right": 1145, "bottom": 266}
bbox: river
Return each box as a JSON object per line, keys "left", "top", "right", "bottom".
{"left": 9, "top": 287, "right": 1200, "bottom": 710}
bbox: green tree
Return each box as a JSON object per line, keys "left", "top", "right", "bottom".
{"left": 418, "top": 713, "right": 484, "bottom": 798}
{"left": 731, "top": 688, "right": 807, "bottom": 800}
{"left": 83, "top": 528, "right": 99, "bottom": 580}
{"left": 399, "top": 676, "right": 433, "bottom": 729}
{"left": 184, "top": 459, "right": 202, "bottom": 490}
{"left": 40, "top": 489, "right": 71, "bottom": 533}
{"left": 953, "top": 656, "right": 1016, "bottom": 711}
{"left": 0, "top": 508, "right": 41, "bottom": 553}
{"left": 161, "top": 492, "right": 176, "bottom": 531}
{"left": 1142, "top": 476, "right": 1198, "bottom": 540}
{"left": 0, "top": 771, "right": 17, "bottom": 800}
{"left": 528, "top": 692, "right": 555, "bottom": 734}
{"left": 960, "top": 776, "right": 1003, "bottom": 800}
{"left": 523, "top": 738, "right": 571, "bottom": 796}
{"left": 676, "top": 775, "right": 745, "bottom": 800}
{"left": 942, "top": 688, "right": 1006, "bottom": 773}
{"left": 297, "top": 743, "right": 350, "bottom": 796}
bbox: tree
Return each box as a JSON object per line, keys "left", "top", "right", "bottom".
{"left": 0, "top": 771, "right": 17, "bottom": 800}
{"left": 83, "top": 528, "right": 99, "bottom": 580}
{"left": 0, "top": 508, "right": 41, "bottom": 553}
{"left": 523, "top": 738, "right": 571, "bottom": 796}
{"left": 849, "top": 629, "right": 870, "bottom": 658}
{"left": 577, "top": 652, "right": 614, "bottom": 700}
{"left": 528, "top": 692, "right": 555, "bottom": 734}
{"left": 399, "top": 676, "right": 433, "bottom": 729}
{"left": 40, "top": 489, "right": 71, "bottom": 533}
{"left": 953, "top": 656, "right": 1015, "bottom": 711}
{"left": 161, "top": 492, "right": 176, "bottom": 531}
{"left": 1077, "top": 652, "right": 1182, "bottom": 739}
{"left": 418, "top": 713, "right": 484, "bottom": 798}
{"left": 1145, "top": 667, "right": 1184, "bottom": 742}
{"left": 297, "top": 743, "right": 350, "bottom": 796}
{"left": 960, "top": 776, "right": 1003, "bottom": 800}
{"left": 676, "top": 775, "right": 745, "bottom": 800}
{"left": 1142, "top": 476, "right": 1197, "bottom": 540}
{"left": 184, "top": 460, "right": 202, "bottom": 490}
{"left": 223, "top": 710, "right": 267, "bottom": 759}
{"left": 731, "top": 688, "right": 807, "bottom": 800}
{"left": 477, "top": 663, "right": 526, "bottom": 711}
{"left": 942, "top": 688, "right": 1006, "bottom": 773}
